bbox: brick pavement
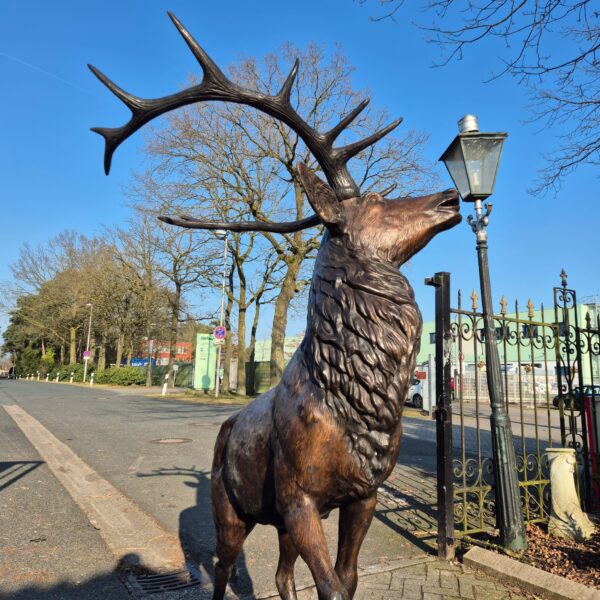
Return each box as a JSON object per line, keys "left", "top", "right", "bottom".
{"left": 287, "top": 556, "right": 528, "bottom": 600}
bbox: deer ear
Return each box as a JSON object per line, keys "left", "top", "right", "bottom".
{"left": 297, "top": 163, "right": 341, "bottom": 226}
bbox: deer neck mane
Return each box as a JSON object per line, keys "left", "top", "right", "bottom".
{"left": 302, "top": 232, "right": 423, "bottom": 436}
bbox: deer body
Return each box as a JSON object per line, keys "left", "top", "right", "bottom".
{"left": 90, "top": 15, "right": 461, "bottom": 599}
{"left": 218, "top": 230, "right": 420, "bottom": 522}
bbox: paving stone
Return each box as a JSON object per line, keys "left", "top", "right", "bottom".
{"left": 457, "top": 577, "right": 475, "bottom": 599}
{"left": 362, "top": 571, "right": 392, "bottom": 587}
{"left": 402, "top": 579, "right": 424, "bottom": 599}
{"left": 427, "top": 564, "right": 441, "bottom": 584}
{"left": 439, "top": 570, "right": 459, "bottom": 591}
{"left": 473, "top": 585, "right": 510, "bottom": 599}
{"left": 423, "top": 594, "right": 443, "bottom": 600}
{"left": 400, "top": 563, "right": 429, "bottom": 577}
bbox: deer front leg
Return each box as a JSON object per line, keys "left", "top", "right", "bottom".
{"left": 282, "top": 496, "right": 349, "bottom": 600}
{"left": 334, "top": 492, "right": 377, "bottom": 599}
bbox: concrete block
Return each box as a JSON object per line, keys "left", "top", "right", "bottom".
{"left": 463, "top": 546, "right": 600, "bottom": 600}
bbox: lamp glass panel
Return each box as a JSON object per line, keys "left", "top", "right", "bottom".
{"left": 442, "top": 140, "right": 471, "bottom": 199}
{"left": 461, "top": 137, "right": 504, "bottom": 197}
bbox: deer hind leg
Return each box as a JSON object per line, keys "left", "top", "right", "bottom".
{"left": 211, "top": 469, "right": 254, "bottom": 600}
{"left": 282, "top": 496, "right": 349, "bottom": 600}
{"left": 276, "top": 530, "right": 300, "bottom": 600}
{"left": 334, "top": 493, "right": 377, "bottom": 599}
{"left": 212, "top": 503, "right": 253, "bottom": 599}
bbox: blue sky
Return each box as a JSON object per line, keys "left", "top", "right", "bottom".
{"left": 1, "top": 0, "right": 598, "bottom": 340}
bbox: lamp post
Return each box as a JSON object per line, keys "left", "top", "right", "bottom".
{"left": 82, "top": 303, "right": 93, "bottom": 383}
{"left": 215, "top": 230, "right": 228, "bottom": 398}
{"left": 440, "top": 115, "right": 527, "bottom": 552}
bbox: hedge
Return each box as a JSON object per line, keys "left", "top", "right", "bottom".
{"left": 93, "top": 367, "right": 146, "bottom": 386}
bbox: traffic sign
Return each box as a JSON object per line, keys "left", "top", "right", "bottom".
{"left": 83, "top": 350, "right": 91, "bottom": 360}
{"left": 213, "top": 325, "right": 227, "bottom": 340}
{"left": 214, "top": 339, "right": 225, "bottom": 346}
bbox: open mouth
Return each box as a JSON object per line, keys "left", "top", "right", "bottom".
{"left": 438, "top": 190, "right": 460, "bottom": 212}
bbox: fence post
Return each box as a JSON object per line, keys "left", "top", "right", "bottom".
{"left": 425, "top": 271, "right": 455, "bottom": 560}
{"left": 162, "top": 373, "right": 169, "bottom": 396}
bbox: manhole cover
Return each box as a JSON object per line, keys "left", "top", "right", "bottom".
{"left": 150, "top": 438, "right": 192, "bottom": 445}
{"left": 125, "top": 564, "right": 202, "bottom": 596}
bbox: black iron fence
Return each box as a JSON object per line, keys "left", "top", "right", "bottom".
{"left": 429, "top": 271, "right": 600, "bottom": 556}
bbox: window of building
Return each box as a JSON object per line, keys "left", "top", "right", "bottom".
{"left": 429, "top": 332, "right": 436, "bottom": 344}
{"left": 522, "top": 324, "right": 539, "bottom": 339}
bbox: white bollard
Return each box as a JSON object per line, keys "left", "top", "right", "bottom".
{"left": 90, "top": 373, "right": 94, "bottom": 387}
{"left": 70, "top": 372, "right": 74, "bottom": 384}
{"left": 162, "top": 373, "right": 169, "bottom": 396}
{"left": 37, "top": 372, "right": 40, "bottom": 381}
{"left": 45, "top": 374, "right": 49, "bottom": 382}
{"left": 55, "top": 373, "right": 60, "bottom": 383}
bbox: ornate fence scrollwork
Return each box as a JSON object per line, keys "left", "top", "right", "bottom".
{"left": 433, "top": 272, "right": 598, "bottom": 552}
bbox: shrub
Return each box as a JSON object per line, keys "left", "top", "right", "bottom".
{"left": 48, "top": 363, "right": 88, "bottom": 382}
{"left": 93, "top": 366, "right": 145, "bottom": 386}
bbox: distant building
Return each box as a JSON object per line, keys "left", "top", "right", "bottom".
{"left": 136, "top": 340, "right": 193, "bottom": 366}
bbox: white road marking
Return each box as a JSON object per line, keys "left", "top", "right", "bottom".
{"left": 4, "top": 404, "right": 185, "bottom": 572}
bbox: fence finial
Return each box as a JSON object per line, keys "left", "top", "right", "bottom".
{"left": 527, "top": 299, "right": 534, "bottom": 318}
{"left": 560, "top": 269, "right": 568, "bottom": 288}
{"left": 500, "top": 295, "right": 507, "bottom": 315}
{"left": 471, "top": 289, "right": 478, "bottom": 311}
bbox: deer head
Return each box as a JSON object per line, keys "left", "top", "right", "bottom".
{"left": 297, "top": 164, "right": 460, "bottom": 266}
{"left": 90, "top": 12, "right": 460, "bottom": 245}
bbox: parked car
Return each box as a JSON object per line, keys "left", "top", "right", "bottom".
{"left": 406, "top": 379, "right": 424, "bottom": 409}
{"left": 552, "top": 385, "right": 600, "bottom": 410}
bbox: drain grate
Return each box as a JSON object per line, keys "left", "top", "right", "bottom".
{"left": 126, "top": 564, "right": 202, "bottom": 596}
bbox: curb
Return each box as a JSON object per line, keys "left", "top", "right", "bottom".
{"left": 463, "top": 546, "right": 600, "bottom": 600}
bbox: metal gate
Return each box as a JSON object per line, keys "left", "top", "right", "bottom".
{"left": 428, "top": 271, "right": 600, "bottom": 557}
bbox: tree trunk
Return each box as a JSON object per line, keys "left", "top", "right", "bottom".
{"left": 270, "top": 258, "right": 301, "bottom": 385}
{"left": 127, "top": 346, "right": 133, "bottom": 366}
{"left": 115, "top": 333, "right": 124, "bottom": 368}
{"left": 60, "top": 345, "right": 65, "bottom": 365}
{"left": 41, "top": 338, "right": 46, "bottom": 356}
{"left": 97, "top": 337, "right": 107, "bottom": 371}
{"left": 247, "top": 300, "right": 261, "bottom": 396}
{"left": 69, "top": 326, "right": 77, "bottom": 364}
{"left": 167, "top": 283, "right": 181, "bottom": 388}
{"left": 145, "top": 338, "right": 153, "bottom": 388}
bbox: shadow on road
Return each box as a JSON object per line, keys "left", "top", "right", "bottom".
{"left": 137, "top": 466, "right": 255, "bottom": 598}
{"left": 0, "top": 461, "right": 43, "bottom": 492}
{"left": 0, "top": 554, "right": 137, "bottom": 600}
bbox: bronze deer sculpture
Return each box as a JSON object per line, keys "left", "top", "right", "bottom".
{"left": 90, "top": 13, "right": 461, "bottom": 600}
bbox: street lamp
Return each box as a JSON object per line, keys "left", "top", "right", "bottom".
{"left": 82, "top": 303, "right": 93, "bottom": 383}
{"left": 440, "top": 115, "right": 527, "bottom": 552}
{"left": 214, "top": 229, "right": 228, "bottom": 398}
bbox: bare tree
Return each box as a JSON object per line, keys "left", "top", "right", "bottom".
{"left": 142, "top": 212, "right": 219, "bottom": 386}
{"left": 361, "top": 0, "right": 600, "bottom": 193}
{"left": 134, "top": 42, "right": 433, "bottom": 385}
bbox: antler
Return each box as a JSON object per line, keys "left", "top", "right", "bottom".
{"left": 89, "top": 12, "right": 403, "bottom": 201}
{"left": 158, "top": 214, "right": 320, "bottom": 233}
